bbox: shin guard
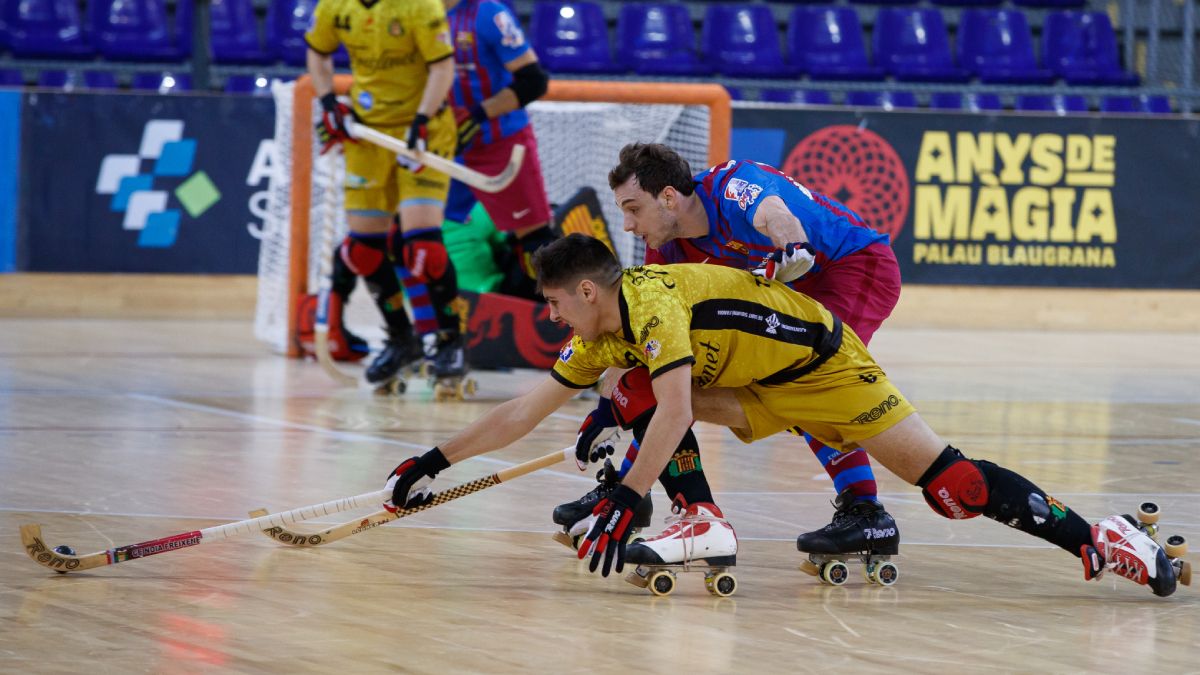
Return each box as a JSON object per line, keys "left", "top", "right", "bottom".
{"left": 398, "top": 228, "right": 460, "bottom": 335}
{"left": 339, "top": 233, "right": 412, "bottom": 337}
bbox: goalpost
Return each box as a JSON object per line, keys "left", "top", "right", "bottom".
{"left": 256, "top": 75, "right": 731, "bottom": 357}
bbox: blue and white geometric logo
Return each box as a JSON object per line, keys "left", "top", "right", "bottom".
{"left": 95, "top": 120, "right": 221, "bottom": 248}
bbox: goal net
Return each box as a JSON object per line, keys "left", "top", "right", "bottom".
{"left": 255, "top": 77, "right": 731, "bottom": 356}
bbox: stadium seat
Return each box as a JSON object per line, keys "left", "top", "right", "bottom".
{"left": 958, "top": 9, "right": 1054, "bottom": 84}
{"left": 83, "top": 71, "right": 119, "bottom": 89}
{"left": 929, "top": 92, "right": 963, "bottom": 109}
{"left": 266, "top": 0, "right": 350, "bottom": 66}
{"left": 873, "top": 8, "right": 968, "bottom": 82}
{"left": 1140, "top": 95, "right": 1171, "bottom": 114}
{"left": 788, "top": 6, "right": 884, "bottom": 81}
{"left": 1099, "top": 95, "right": 1137, "bottom": 113}
{"left": 5, "top": 0, "right": 92, "bottom": 58}
{"left": 211, "top": 0, "right": 271, "bottom": 64}
{"left": 0, "top": 68, "right": 25, "bottom": 87}
{"left": 617, "top": 3, "right": 711, "bottom": 75}
{"left": 702, "top": 4, "right": 799, "bottom": 78}
{"left": 0, "top": 0, "right": 8, "bottom": 49}
{"left": 530, "top": 1, "right": 623, "bottom": 74}
{"left": 131, "top": 72, "right": 193, "bottom": 93}
{"left": 92, "top": 0, "right": 192, "bottom": 61}
{"left": 36, "top": 70, "right": 71, "bottom": 88}
{"left": 1042, "top": 11, "right": 1138, "bottom": 86}
{"left": 932, "top": 0, "right": 1003, "bottom": 6}
{"left": 724, "top": 86, "right": 746, "bottom": 100}
{"left": 761, "top": 88, "right": 832, "bottom": 105}
{"left": 849, "top": 0, "right": 916, "bottom": 5}
{"left": 224, "top": 74, "right": 272, "bottom": 96}
{"left": 965, "top": 92, "right": 1003, "bottom": 111}
{"left": 1015, "top": 93, "right": 1088, "bottom": 114}
{"left": 845, "top": 90, "right": 917, "bottom": 109}
{"left": 1013, "top": 0, "right": 1085, "bottom": 7}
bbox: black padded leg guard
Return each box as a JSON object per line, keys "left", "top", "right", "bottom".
{"left": 630, "top": 421, "right": 714, "bottom": 507}
{"left": 343, "top": 234, "right": 412, "bottom": 337}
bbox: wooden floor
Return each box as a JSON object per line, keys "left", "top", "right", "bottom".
{"left": 1, "top": 317, "right": 1198, "bottom": 673}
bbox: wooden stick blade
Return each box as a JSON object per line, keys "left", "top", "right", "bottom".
{"left": 20, "top": 524, "right": 107, "bottom": 573}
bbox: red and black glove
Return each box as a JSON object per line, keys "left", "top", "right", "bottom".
{"left": 407, "top": 113, "right": 430, "bottom": 154}
{"left": 752, "top": 241, "right": 817, "bottom": 283}
{"left": 316, "top": 93, "right": 357, "bottom": 155}
{"left": 577, "top": 483, "right": 643, "bottom": 577}
{"left": 383, "top": 447, "right": 451, "bottom": 512}
{"left": 574, "top": 397, "right": 620, "bottom": 471}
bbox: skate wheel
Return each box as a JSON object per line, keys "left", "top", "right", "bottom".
{"left": 820, "top": 561, "right": 849, "bottom": 586}
{"left": 458, "top": 378, "right": 477, "bottom": 399}
{"left": 433, "top": 382, "right": 455, "bottom": 401}
{"left": 705, "top": 571, "right": 737, "bottom": 597}
{"left": 871, "top": 562, "right": 899, "bottom": 586}
{"left": 798, "top": 559, "right": 820, "bottom": 577}
{"left": 551, "top": 531, "right": 578, "bottom": 550}
{"left": 418, "top": 362, "right": 432, "bottom": 379}
{"left": 1164, "top": 534, "right": 1187, "bottom": 558}
{"left": 1136, "top": 502, "right": 1160, "bottom": 526}
{"left": 1176, "top": 560, "right": 1192, "bottom": 587}
{"left": 648, "top": 570, "right": 676, "bottom": 596}
{"left": 386, "top": 378, "right": 406, "bottom": 395}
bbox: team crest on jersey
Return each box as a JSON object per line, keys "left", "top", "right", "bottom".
{"left": 494, "top": 11, "right": 526, "bottom": 48}
{"left": 724, "top": 178, "right": 763, "bottom": 211}
{"left": 436, "top": 30, "right": 452, "bottom": 46}
{"left": 357, "top": 90, "right": 374, "bottom": 110}
{"left": 559, "top": 342, "right": 574, "bottom": 363}
{"left": 643, "top": 339, "right": 661, "bottom": 361}
{"left": 388, "top": 19, "right": 403, "bottom": 37}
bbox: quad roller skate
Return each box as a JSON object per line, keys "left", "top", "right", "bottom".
{"left": 1082, "top": 501, "right": 1191, "bottom": 597}
{"left": 796, "top": 489, "right": 900, "bottom": 587}
{"left": 551, "top": 459, "right": 653, "bottom": 550}
{"left": 366, "top": 332, "right": 424, "bottom": 395}
{"left": 425, "top": 330, "right": 477, "bottom": 401}
{"left": 623, "top": 501, "right": 738, "bottom": 597}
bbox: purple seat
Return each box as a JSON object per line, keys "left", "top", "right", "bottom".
{"left": 929, "top": 92, "right": 963, "bottom": 109}
{"left": 224, "top": 74, "right": 272, "bottom": 96}
{"left": 932, "top": 0, "right": 1002, "bottom": 6}
{"left": 958, "top": 9, "right": 1054, "bottom": 84}
{"left": 0, "top": 68, "right": 25, "bottom": 87}
{"left": 788, "top": 6, "right": 883, "bottom": 81}
{"left": 530, "top": 1, "right": 623, "bottom": 74}
{"left": 702, "top": 4, "right": 798, "bottom": 78}
{"left": 1043, "top": 11, "right": 1138, "bottom": 86}
{"left": 5, "top": 0, "right": 92, "bottom": 57}
{"left": 92, "top": 0, "right": 192, "bottom": 61}
{"left": 37, "top": 70, "right": 71, "bottom": 87}
{"left": 846, "top": 90, "right": 917, "bottom": 109}
{"left": 83, "top": 71, "right": 119, "bottom": 89}
{"left": 761, "top": 88, "right": 832, "bottom": 105}
{"left": 1016, "top": 94, "right": 1088, "bottom": 114}
{"left": 1099, "top": 96, "right": 1137, "bottom": 113}
{"left": 1140, "top": 95, "right": 1171, "bottom": 114}
{"left": 873, "top": 8, "right": 968, "bottom": 82}
{"left": 1014, "top": 0, "right": 1085, "bottom": 7}
{"left": 211, "top": 0, "right": 270, "bottom": 64}
{"left": 618, "top": 4, "right": 711, "bottom": 76}
{"left": 965, "top": 92, "right": 1003, "bottom": 111}
{"left": 266, "top": 0, "right": 349, "bottom": 66}
{"left": 724, "top": 86, "right": 746, "bottom": 100}
{"left": 131, "top": 72, "right": 193, "bottom": 93}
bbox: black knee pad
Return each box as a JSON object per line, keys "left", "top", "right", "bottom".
{"left": 917, "top": 446, "right": 989, "bottom": 520}
{"left": 331, "top": 246, "right": 358, "bottom": 299}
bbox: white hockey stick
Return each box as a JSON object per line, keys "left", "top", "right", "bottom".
{"left": 345, "top": 119, "right": 525, "bottom": 194}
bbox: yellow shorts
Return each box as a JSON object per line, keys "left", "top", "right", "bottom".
{"left": 730, "top": 327, "right": 916, "bottom": 451}
{"left": 343, "top": 107, "right": 456, "bottom": 214}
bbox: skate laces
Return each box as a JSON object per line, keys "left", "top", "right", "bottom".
{"left": 1091, "top": 519, "right": 1151, "bottom": 583}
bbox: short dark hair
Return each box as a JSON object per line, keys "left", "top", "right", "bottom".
{"left": 533, "top": 233, "right": 622, "bottom": 294}
{"left": 607, "top": 143, "right": 695, "bottom": 198}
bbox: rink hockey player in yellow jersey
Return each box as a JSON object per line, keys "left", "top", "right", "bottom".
{"left": 307, "top": 0, "right": 469, "bottom": 388}
{"left": 381, "top": 234, "right": 1186, "bottom": 597}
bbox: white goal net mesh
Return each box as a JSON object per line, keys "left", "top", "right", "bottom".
{"left": 255, "top": 80, "right": 715, "bottom": 354}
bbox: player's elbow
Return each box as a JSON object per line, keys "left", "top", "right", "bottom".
{"left": 511, "top": 62, "right": 549, "bottom": 108}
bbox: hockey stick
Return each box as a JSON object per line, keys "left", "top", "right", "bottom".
{"left": 345, "top": 119, "right": 525, "bottom": 194}
{"left": 252, "top": 446, "right": 573, "bottom": 547}
{"left": 19, "top": 489, "right": 389, "bottom": 574}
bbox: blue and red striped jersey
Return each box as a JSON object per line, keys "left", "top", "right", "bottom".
{"left": 447, "top": 0, "right": 531, "bottom": 145}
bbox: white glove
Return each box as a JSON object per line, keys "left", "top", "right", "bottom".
{"left": 752, "top": 242, "right": 816, "bottom": 283}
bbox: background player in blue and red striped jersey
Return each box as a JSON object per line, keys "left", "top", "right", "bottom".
{"left": 559, "top": 142, "right": 903, "bottom": 569}
{"left": 443, "top": 0, "right": 556, "bottom": 301}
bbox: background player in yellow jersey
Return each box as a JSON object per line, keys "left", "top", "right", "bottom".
{"left": 380, "top": 234, "right": 1183, "bottom": 597}
{"left": 306, "top": 0, "right": 468, "bottom": 385}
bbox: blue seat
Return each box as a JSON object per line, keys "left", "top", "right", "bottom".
{"left": 761, "top": 88, "right": 832, "bottom": 105}
{"left": 1099, "top": 96, "right": 1137, "bottom": 113}
{"left": 788, "top": 6, "right": 883, "bottom": 81}
{"left": 617, "top": 3, "right": 711, "bottom": 75}
{"left": 5, "top": 0, "right": 92, "bottom": 57}
{"left": 929, "top": 92, "right": 963, "bottom": 109}
{"left": 0, "top": 0, "right": 11, "bottom": 49}
{"left": 965, "top": 92, "right": 1003, "bottom": 111}
{"left": 873, "top": 8, "right": 968, "bottom": 82}
{"left": 932, "top": 0, "right": 1002, "bottom": 6}
{"left": 1014, "top": 0, "right": 1085, "bottom": 7}
{"left": 83, "top": 71, "right": 119, "bottom": 89}
{"left": 1140, "top": 95, "right": 1171, "bottom": 114}
{"left": 846, "top": 90, "right": 917, "bottom": 109}
{"left": 266, "top": 0, "right": 349, "bottom": 66}
{"left": 1043, "top": 11, "right": 1138, "bottom": 86}
{"left": 724, "top": 86, "right": 746, "bottom": 100}
{"left": 211, "top": 0, "right": 270, "bottom": 64}
{"left": 224, "top": 74, "right": 272, "bottom": 96}
{"left": 849, "top": 0, "right": 918, "bottom": 5}
{"left": 531, "top": 1, "right": 623, "bottom": 74}
{"left": 1015, "top": 94, "right": 1088, "bottom": 114}
{"left": 92, "top": 0, "right": 192, "bottom": 61}
{"left": 131, "top": 72, "right": 193, "bottom": 93}
{"left": 703, "top": 4, "right": 798, "bottom": 78}
{"left": 958, "top": 9, "right": 1053, "bottom": 84}
{"left": 0, "top": 68, "right": 25, "bottom": 87}
{"left": 37, "top": 70, "right": 71, "bottom": 87}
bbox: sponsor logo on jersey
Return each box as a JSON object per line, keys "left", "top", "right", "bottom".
{"left": 724, "top": 178, "right": 762, "bottom": 211}
{"left": 850, "top": 394, "right": 901, "bottom": 424}
{"left": 358, "top": 90, "right": 374, "bottom": 110}
{"left": 345, "top": 173, "right": 369, "bottom": 189}
{"left": 765, "top": 313, "right": 780, "bottom": 335}
{"left": 637, "top": 316, "right": 660, "bottom": 344}
{"left": 494, "top": 10, "right": 526, "bottom": 48}
{"left": 436, "top": 30, "right": 452, "bottom": 46}
{"left": 559, "top": 342, "right": 574, "bottom": 363}
{"left": 456, "top": 31, "right": 475, "bottom": 48}
{"left": 643, "top": 339, "right": 661, "bottom": 361}
{"left": 389, "top": 19, "right": 403, "bottom": 37}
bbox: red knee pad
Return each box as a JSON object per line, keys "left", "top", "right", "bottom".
{"left": 339, "top": 236, "right": 385, "bottom": 277}
{"left": 610, "top": 367, "right": 657, "bottom": 429}
{"left": 402, "top": 235, "right": 449, "bottom": 283}
{"left": 921, "top": 458, "right": 989, "bottom": 520}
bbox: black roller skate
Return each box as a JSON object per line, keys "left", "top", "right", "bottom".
{"left": 551, "top": 458, "right": 653, "bottom": 550}
{"left": 428, "top": 330, "right": 476, "bottom": 401}
{"left": 796, "top": 489, "right": 900, "bottom": 586}
{"left": 366, "top": 332, "right": 424, "bottom": 394}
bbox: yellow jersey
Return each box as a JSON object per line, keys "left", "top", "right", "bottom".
{"left": 306, "top": 0, "right": 454, "bottom": 126}
{"left": 552, "top": 264, "right": 847, "bottom": 390}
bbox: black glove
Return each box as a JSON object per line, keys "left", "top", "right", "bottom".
{"left": 455, "top": 104, "right": 487, "bottom": 155}
{"left": 407, "top": 113, "right": 430, "bottom": 153}
{"left": 316, "top": 93, "right": 356, "bottom": 155}
{"left": 574, "top": 396, "right": 620, "bottom": 471}
{"left": 577, "top": 483, "right": 643, "bottom": 577}
{"left": 383, "top": 447, "right": 451, "bottom": 512}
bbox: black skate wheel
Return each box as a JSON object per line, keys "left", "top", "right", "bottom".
{"left": 648, "top": 570, "right": 676, "bottom": 596}
{"left": 1164, "top": 535, "right": 1187, "bottom": 558}
{"left": 872, "top": 562, "right": 899, "bottom": 586}
{"left": 821, "top": 561, "right": 849, "bottom": 586}
{"left": 706, "top": 571, "right": 737, "bottom": 597}
{"left": 1137, "top": 502, "right": 1160, "bottom": 525}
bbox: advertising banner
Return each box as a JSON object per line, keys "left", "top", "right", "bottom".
{"left": 19, "top": 92, "right": 276, "bottom": 273}
{"left": 0, "top": 90, "right": 19, "bottom": 273}
{"left": 732, "top": 107, "right": 1200, "bottom": 288}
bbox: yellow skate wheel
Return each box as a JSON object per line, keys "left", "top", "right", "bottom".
{"left": 820, "top": 561, "right": 849, "bottom": 586}
{"left": 648, "top": 570, "right": 676, "bottom": 596}
{"left": 705, "top": 571, "right": 737, "bottom": 597}
{"left": 1164, "top": 535, "right": 1187, "bottom": 558}
{"left": 1176, "top": 560, "right": 1192, "bottom": 587}
{"left": 1137, "top": 502, "right": 1160, "bottom": 525}
{"left": 871, "top": 562, "right": 899, "bottom": 586}
{"left": 388, "top": 378, "right": 406, "bottom": 395}
{"left": 799, "top": 559, "right": 820, "bottom": 576}
{"left": 459, "top": 378, "right": 477, "bottom": 399}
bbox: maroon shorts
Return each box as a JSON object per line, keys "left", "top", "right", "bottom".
{"left": 463, "top": 125, "right": 552, "bottom": 233}
{"left": 788, "top": 242, "right": 901, "bottom": 345}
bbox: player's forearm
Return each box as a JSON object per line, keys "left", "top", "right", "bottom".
{"left": 754, "top": 196, "right": 809, "bottom": 248}
{"left": 417, "top": 58, "right": 456, "bottom": 118}
{"left": 306, "top": 50, "right": 336, "bottom": 98}
{"left": 438, "top": 397, "right": 543, "bottom": 463}
{"left": 621, "top": 404, "right": 692, "bottom": 495}
{"left": 480, "top": 89, "right": 520, "bottom": 119}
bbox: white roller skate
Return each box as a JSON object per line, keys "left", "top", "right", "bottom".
{"left": 623, "top": 500, "right": 738, "bottom": 597}
{"left": 1082, "top": 504, "right": 1191, "bottom": 597}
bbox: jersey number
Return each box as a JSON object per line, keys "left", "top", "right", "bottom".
{"left": 334, "top": 14, "right": 351, "bottom": 31}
